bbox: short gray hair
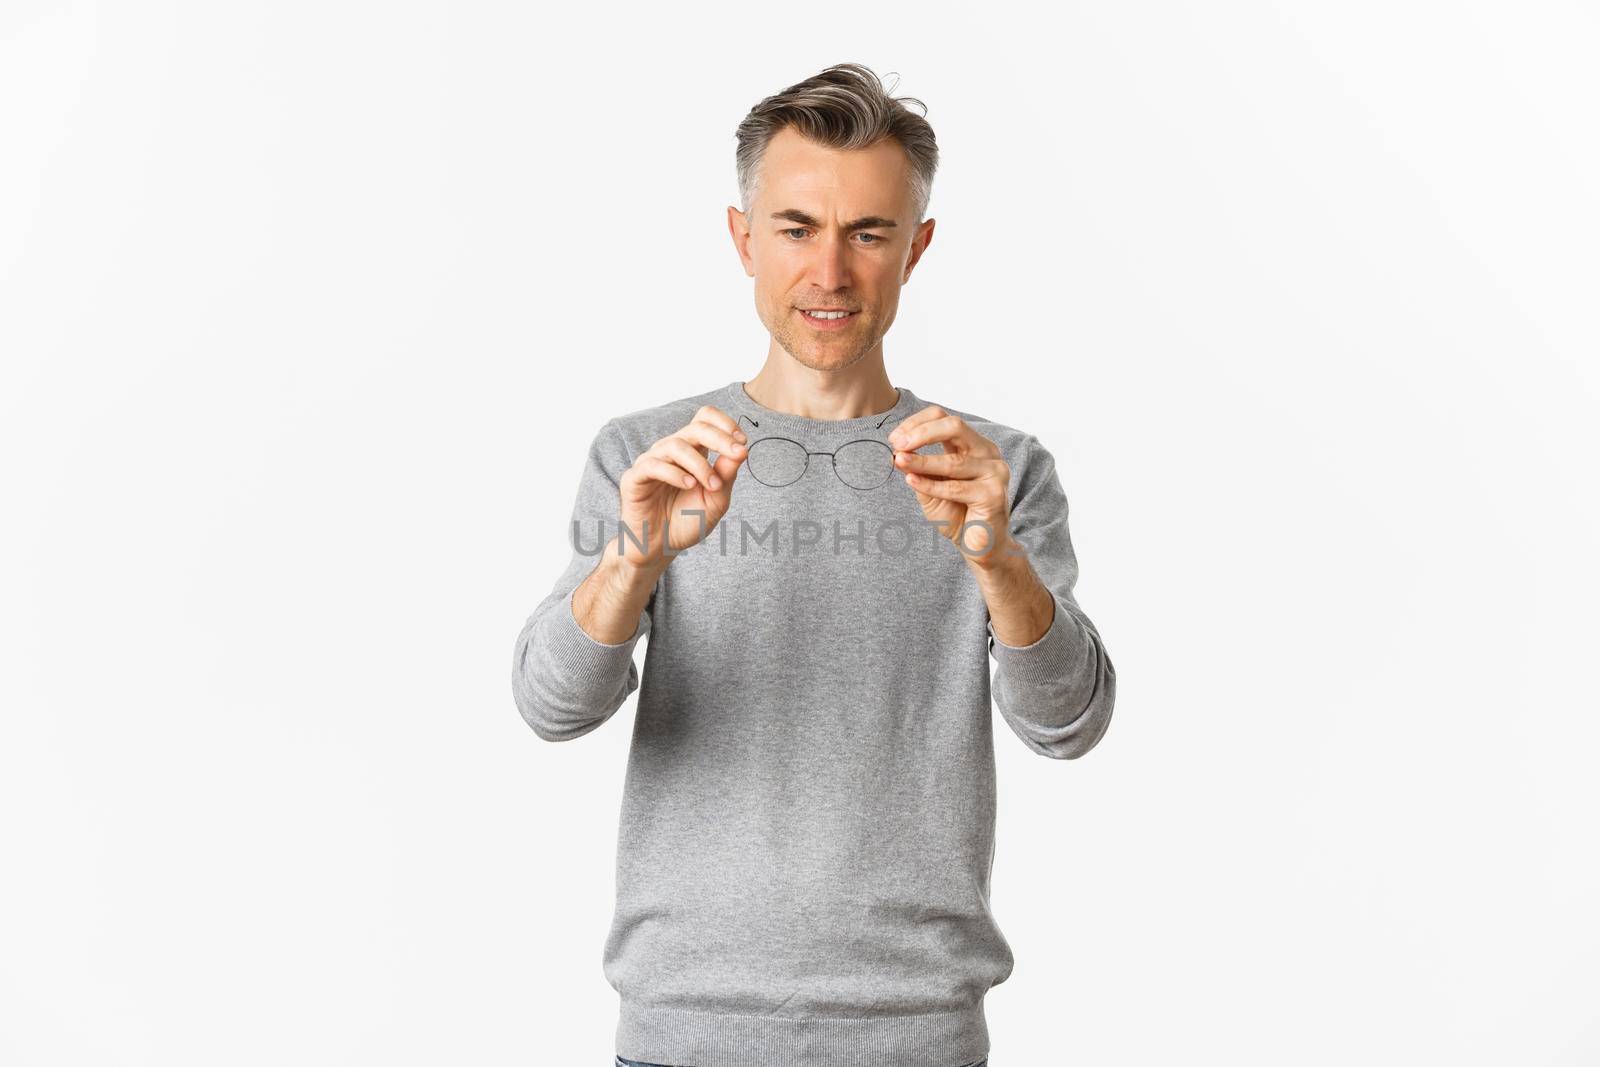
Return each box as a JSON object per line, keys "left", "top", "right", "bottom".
{"left": 734, "top": 63, "right": 939, "bottom": 227}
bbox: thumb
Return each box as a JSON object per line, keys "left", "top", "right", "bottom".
{"left": 704, "top": 451, "right": 742, "bottom": 512}
{"left": 697, "top": 451, "right": 745, "bottom": 521}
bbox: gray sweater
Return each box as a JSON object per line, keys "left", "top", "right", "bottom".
{"left": 512, "top": 380, "right": 1116, "bottom": 1067}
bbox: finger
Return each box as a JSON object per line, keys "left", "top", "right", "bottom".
{"left": 622, "top": 455, "right": 701, "bottom": 497}
{"left": 693, "top": 404, "right": 741, "bottom": 438}
{"left": 890, "top": 413, "right": 981, "bottom": 454}
{"left": 893, "top": 449, "right": 979, "bottom": 477}
{"left": 653, "top": 436, "right": 723, "bottom": 491}
{"left": 903, "top": 471, "right": 987, "bottom": 502}
{"left": 901, "top": 454, "right": 1011, "bottom": 487}
{"left": 883, "top": 404, "right": 941, "bottom": 441}
{"left": 677, "top": 419, "right": 748, "bottom": 462}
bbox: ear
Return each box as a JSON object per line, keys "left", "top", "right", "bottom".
{"left": 727, "top": 205, "right": 755, "bottom": 277}
{"left": 903, "top": 216, "right": 936, "bottom": 283}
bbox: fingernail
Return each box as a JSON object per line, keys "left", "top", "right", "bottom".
{"left": 734, "top": 431, "right": 748, "bottom": 443}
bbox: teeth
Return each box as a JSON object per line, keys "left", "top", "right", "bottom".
{"left": 804, "top": 310, "right": 854, "bottom": 320}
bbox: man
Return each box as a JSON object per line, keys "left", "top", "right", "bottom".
{"left": 512, "top": 62, "right": 1115, "bottom": 1067}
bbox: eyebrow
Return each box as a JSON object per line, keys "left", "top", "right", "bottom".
{"left": 770, "top": 209, "right": 899, "bottom": 232}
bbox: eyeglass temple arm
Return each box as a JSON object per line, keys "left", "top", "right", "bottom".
{"left": 738, "top": 411, "right": 904, "bottom": 431}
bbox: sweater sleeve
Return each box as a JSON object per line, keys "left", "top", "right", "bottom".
{"left": 511, "top": 419, "right": 655, "bottom": 742}
{"left": 987, "top": 434, "right": 1117, "bottom": 760}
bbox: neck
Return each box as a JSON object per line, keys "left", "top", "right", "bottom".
{"left": 744, "top": 351, "right": 898, "bottom": 421}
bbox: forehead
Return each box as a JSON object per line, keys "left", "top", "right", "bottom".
{"left": 756, "top": 126, "right": 911, "bottom": 216}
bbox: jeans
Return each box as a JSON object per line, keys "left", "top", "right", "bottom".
{"left": 616, "top": 1059, "right": 988, "bottom": 1067}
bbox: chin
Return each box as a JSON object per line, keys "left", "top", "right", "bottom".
{"left": 771, "top": 318, "right": 874, "bottom": 371}
{"left": 800, "top": 346, "right": 872, "bottom": 373}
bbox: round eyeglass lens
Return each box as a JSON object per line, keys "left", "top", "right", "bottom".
{"left": 744, "top": 438, "right": 809, "bottom": 486}
{"left": 834, "top": 440, "right": 894, "bottom": 490}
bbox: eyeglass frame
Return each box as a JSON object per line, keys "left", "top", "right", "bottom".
{"left": 732, "top": 409, "right": 909, "bottom": 491}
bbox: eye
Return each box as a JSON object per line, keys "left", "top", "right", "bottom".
{"left": 779, "top": 228, "right": 886, "bottom": 244}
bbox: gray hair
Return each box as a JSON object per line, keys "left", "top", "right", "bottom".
{"left": 734, "top": 63, "right": 939, "bottom": 228}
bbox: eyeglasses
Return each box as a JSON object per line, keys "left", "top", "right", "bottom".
{"left": 735, "top": 410, "right": 907, "bottom": 490}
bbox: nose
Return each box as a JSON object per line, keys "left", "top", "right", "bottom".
{"left": 808, "top": 229, "right": 852, "bottom": 292}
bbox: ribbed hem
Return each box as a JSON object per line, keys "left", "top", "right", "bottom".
{"left": 987, "top": 591, "right": 1088, "bottom": 684}
{"left": 617, "top": 999, "right": 989, "bottom": 1067}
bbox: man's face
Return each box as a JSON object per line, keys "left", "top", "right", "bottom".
{"left": 729, "top": 126, "right": 935, "bottom": 373}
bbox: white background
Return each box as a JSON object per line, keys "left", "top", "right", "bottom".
{"left": 4, "top": 2, "right": 1597, "bottom": 1064}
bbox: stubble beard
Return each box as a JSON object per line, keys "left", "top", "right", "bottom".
{"left": 771, "top": 307, "right": 876, "bottom": 374}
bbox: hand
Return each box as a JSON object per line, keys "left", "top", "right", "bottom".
{"left": 615, "top": 404, "right": 747, "bottom": 568}
{"left": 888, "top": 405, "right": 1019, "bottom": 568}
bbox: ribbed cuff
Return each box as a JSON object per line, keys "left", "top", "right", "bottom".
{"left": 545, "top": 584, "right": 647, "bottom": 684}
{"left": 986, "top": 591, "right": 1089, "bottom": 685}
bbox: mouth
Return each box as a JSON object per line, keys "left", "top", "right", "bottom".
{"left": 797, "top": 308, "right": 859, "bottom": 331}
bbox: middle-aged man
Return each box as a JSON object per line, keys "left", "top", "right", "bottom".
{"left": 512, "top": 62, "right": 1116, "bottom": 1067}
